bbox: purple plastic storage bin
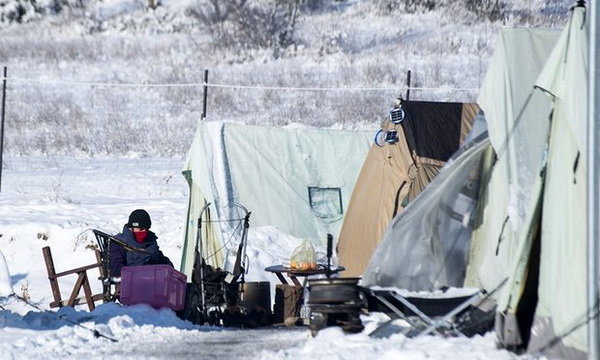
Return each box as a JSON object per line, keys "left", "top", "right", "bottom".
{"left": 120, "top": 264, "right": 187, "bottom": 311}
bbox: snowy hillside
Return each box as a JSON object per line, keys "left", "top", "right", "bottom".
{"left": 0, "top": 0, "right": 571, "bottom": 156}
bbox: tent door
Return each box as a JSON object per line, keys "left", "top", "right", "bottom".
{"left": 515, "top": 224, "right": 541, "bottom": 350}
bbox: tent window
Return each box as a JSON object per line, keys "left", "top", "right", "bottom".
{"left": 308, "top": 187, "right": 343, "bottom": 219}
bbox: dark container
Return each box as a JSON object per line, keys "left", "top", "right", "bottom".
{"left": 241, "top": 281, "right": 272, "bottom": 318}
{"left": 308, "top": 277, "right": 361, "bottom": 304}
{"left": 307, "top": 277, "right": 364, "bottom": 335}
{"left": 273, "top": 284, "right": 303, "bottom": 323}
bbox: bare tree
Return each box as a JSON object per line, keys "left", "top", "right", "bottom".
{"left": 374, "top": 0, "right": 436, "bottom": 14}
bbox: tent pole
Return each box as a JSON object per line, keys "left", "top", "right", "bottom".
{"left": 0, "top": 66, "right": 6, "bottom": 193}
{"left": 405, "top": 70, "right": 411, "bottom": 101}
{"left": 202, "top": 69, "right": 208, "bottom": 120}
{"left": 588, "top": 2, "right": 600, "bottom": 359}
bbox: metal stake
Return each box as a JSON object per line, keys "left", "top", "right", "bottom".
{"left": 405, "top": 70, "right": 411, "bottom": 101}
{"left": 326, "top": 234, "right": 333, "bottom": 278}
{"left": 588, "top": 2, "right": 600, "bottom": 359}
{"left": 202, "top": 69, "right": 208, "bottom": 120}
{"left": 0, "top": 66, "right": 7, "bottom": 192}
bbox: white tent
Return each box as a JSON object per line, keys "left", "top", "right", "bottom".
{"left": 180, "top": 121, "right": 372, "bottom": 276}
{"left": 459, "top": 6, "right": 590, "bottom": 359}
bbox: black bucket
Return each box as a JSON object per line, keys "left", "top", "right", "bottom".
{"left": 241, "top": 281, "right": 272, "bottom": 317}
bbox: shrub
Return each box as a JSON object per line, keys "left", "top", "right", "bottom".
{"left": 187, "top": 0, "right": 304, "bottom": 59}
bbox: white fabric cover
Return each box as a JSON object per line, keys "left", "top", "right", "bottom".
{"left": 180, "top": 121, "right": 225, "bottom": 274}
{"left": 221, "top": 124, "right": 372, "bottom": 245}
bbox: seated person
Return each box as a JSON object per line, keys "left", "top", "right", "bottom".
{"left": 110, "top": 209, "right": 173, "bottom": 277}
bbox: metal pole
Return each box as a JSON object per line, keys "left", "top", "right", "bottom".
{"left": 0, "top": 66, "right": 7, "bottom": 193}
{"left": 202, "top": 69, "right": 208, "bottom": 120}
{"left": 405, "top": 70, "right": 411, "bottom": 101}
{"left": 588, "top": 2, "right": 600, "bottom": 359}
{"left": 326, "top": 234, "right": 333, "bottom": 278}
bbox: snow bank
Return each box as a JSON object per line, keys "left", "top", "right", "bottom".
{"left": 0, "top": 250, "right": 13, "bottom": 298}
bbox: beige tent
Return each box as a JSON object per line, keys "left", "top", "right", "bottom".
{"left": 337, "top": 100, "right": 479, "bottom": 276}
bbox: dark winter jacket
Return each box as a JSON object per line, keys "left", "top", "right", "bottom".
{"left": 109, "top": 226, "right": 173, "bottom": 277}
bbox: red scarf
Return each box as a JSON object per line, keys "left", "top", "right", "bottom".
{"left": 133, "top": 229, "right": 148, "bottom": 244}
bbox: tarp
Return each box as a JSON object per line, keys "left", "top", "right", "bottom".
{"left": 180, "top": 121, "right": 372, "bottom": 276}
{"left": 362, "top": 132, "right": 490, "bottom": 290}
{"left": 338, "top": 101, "right": 479, "bottom": 277}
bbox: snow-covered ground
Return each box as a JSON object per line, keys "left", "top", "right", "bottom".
{"left": 0, "top": 156, "right": 533, "bottom": 359}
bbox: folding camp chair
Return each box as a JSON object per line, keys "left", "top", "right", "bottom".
{"left": 413, "top": 279, "right": 507, "bottom": 338}
{"left": 92, "top": 229, "right": 153, "bottom": 303}
{"left": 42, "top": 246, "right": 104, "bottom": 311}
{"left": 92, "top": 229, "right": 121, "bottom": 302}
{"left": 361, "top": 286, "right": 449, "bottom": 337}
{"left": 364, "top": 278, "right": 507, "bottom": 338}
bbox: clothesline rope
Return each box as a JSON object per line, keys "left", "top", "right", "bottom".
{"left": 2, "top": 76, "right": 202, "bottom": 88}
{"left": 206, "top": 82, "right": 478, "bottom": 92}
{"left": 0, "top": 76, "right": 479, "bottom": 92}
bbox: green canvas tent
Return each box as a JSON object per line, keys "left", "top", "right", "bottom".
{"left": 463, "top": 6, "right": 591, "bottom": 359}
{"left": 488, "top": 6, "right": 590, "bottom": 359}
{"left": 364, "top": 4, "right": 596, "bottom": 359}
{"left": 465, "top": 26, "right": 561, "bottom": 299}
{"left": 179, "top": 121, "right": 372, "bottom": 276}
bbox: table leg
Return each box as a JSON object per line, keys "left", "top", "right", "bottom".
{"left": 275, "top": 272, "right": 289, "bottom": 285}
{"left": 289, "top": 275, "right": 302, "bottom": 287}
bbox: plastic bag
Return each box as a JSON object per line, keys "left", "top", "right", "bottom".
{"left": 290, "top": 239, "right": 317, "bottom": 271}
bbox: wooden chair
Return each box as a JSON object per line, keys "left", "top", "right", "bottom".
{"left": 42, "top": 246, "right": 104, "bottom": 311}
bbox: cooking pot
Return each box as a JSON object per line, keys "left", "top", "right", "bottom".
{"left": 308, "top": 277, "right": 361, "bottom": 304}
